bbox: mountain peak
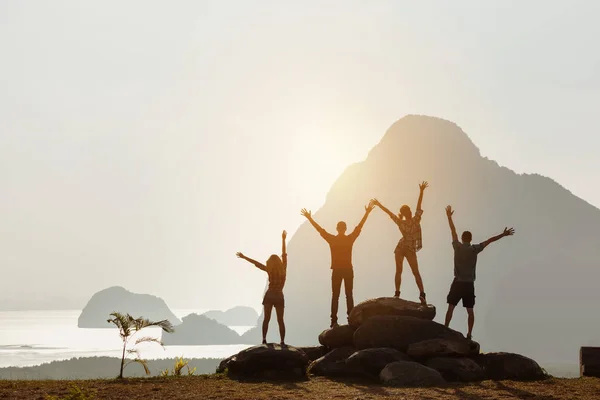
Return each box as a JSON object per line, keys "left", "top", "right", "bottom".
{"left": 371, "top": 114, "right": 482, "bottom": 164}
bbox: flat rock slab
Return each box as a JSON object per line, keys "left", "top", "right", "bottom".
{"left": 349, "top": 297, "right": 436, "bottom": 329}
{"left": 217, "top": 344, "right": 310, "bottom": 380}
{"left": 353, "top": 316, "right": 465, "bottom": 352}
{"left": 318, "top": 325, "right": 355, "bottom": 349}
{"left": 380, "top": 361, "right": 446, "bottom": 387}
{"left": 346, "top": 348, "right": 411, "bottom": 378}
{"left": 426, "top": 357, "right": 485, "bottom": 382}
{"left": 407, "top": 338, "right": 480, "bottom": 359}
{"left": 474, "top": 352, "right": 547, "bottom": 381}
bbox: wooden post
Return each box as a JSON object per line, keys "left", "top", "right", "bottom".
{"left": 580, "top": 347, "right": 600, "bottom": 377}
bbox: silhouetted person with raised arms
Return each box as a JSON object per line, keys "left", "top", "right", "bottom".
{"left": 372, "top": 181, "right": 429, "bottom": 305}
{"left": 301, "top": 201, "right": 375, "bottom": 328}
{"left": 236, "top": 230, "right": 288, "bottom": 345}
{"left": 444, "top": 205, "right": 515, "bottom": 340}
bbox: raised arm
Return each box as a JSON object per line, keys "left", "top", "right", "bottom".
{"left": 371, "top": 198, "right": 398, "bottom": 223}
{"left": 481, "top": 227, "right": 515, "bottom": 248}
{"left": 350, "top": 201, "right": 375, "bottom": 238}
{"left": 236, "top": 252, "right": 266, "bottom": 271}
{"left": 300, "top": 208, "right": 332, "bottom": 239}
{"left": 416, "top": 181, "right": 428, "bottom": 212}
{"left": 281, "top": 230, "right": 287, "bottom": 268}
{"left": 446, "top": 205, "right": 458, "bottom": 242}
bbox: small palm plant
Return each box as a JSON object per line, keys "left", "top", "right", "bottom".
{"left": 107, "top": 312, "right": 175, "bottom": 379}
{"left": 160, "top": 356, "right": 196, "bottom": 377}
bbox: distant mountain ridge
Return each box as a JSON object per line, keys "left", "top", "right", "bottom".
{"left": 247, "top": 115, "right": 600, "bottom": 367}
{"left": 78, "top": 286, "right": 181, "bottom": 328}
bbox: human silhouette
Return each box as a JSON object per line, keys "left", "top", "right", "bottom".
{"left": 444, "top": 205, "right": 515, "bottom": 340}
{"left": 301, "top": 201, "right": 375, "bottom": 328}
{"left": 372, "top": 181, "right": 429, "bottom": 305}
{"left": 236, "top": 230, "right": 288, "bottom": 345}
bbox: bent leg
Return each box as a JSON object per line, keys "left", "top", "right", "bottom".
{"left": 394, "top": 249, "right": 405, "bottom": 296}
{"left": 262, "top": 304, "right": 273, "bottom": 344}
{"left": 343, "top": 269, "right": 354, "bottom": 318}
{"left": 331, "top": 270, "right": 343, "bottom": 327}
{"left": 275, "top": 303, "right": 285, "bottom": 345}
{"left": 406, "top": 250, "right": 426, "bottom": 303}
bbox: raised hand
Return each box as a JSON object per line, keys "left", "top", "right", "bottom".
{"left": 419, "top": 181, "right": 429, "bottom": 191}
{"left": 282, "top": 230, "right": 287, "bottom": 239}
{"left": 370, "top": 198, "right": 381, "bottom": 207}
{"left": 503, "top": 227, "right": 515, "bottom": 236}
{"left": 446, "top": 205, "right": 454, "bottom": 217}
{"left": 300, "top": 208, "right": 312, "bottom": 218}
{"left": 366, "top": 200, "right": 376, "bottom": 212}
{"left": 236, "top": 252, "right": 245, "bottom": 259}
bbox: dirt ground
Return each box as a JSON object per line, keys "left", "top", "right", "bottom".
{"left": 1, "top": 375, "right": 600, "bottom": 400}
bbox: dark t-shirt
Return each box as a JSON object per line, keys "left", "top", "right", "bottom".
{"left": 319, "top": 227, "right": 361, "bottom": 269}
{"left": 452, "top": 240, "right": 486, "bottom": 282}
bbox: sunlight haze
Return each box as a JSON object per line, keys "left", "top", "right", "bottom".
{"left": 1, "top": 0, "right": 599, "bottom": 312}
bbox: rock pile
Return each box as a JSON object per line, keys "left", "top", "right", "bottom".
{"left": 217, "top": 298, "right": 547, "bottom": 386}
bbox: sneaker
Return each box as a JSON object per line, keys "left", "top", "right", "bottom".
{"left": 394, "top": 291, "right": 400, "bottom": 298}
{"left": 261, "top": 339, "right": 267, "bottom": 345}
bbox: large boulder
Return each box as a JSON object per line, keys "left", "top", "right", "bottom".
{"left": 202, "top": 306, "right": 259, "bottom": 326}
{"left": 353, "top": 316, "right": 465, "bottom": 352}
{"left": 407, "top": 338, "right": 480, "bottom": 359}
{"left": 346, "top": 348, "right": 411, "bottom": 378}
{"left": 349, "top": 297, "right": 435, "bottom": 328}
{"left": 162, "top": 314, "right": 241, "bottom": 345}
{"left": 379, "top": 361, "right": 446, "bottom": 387}
{"left": 297, "top": 346, "right": 328, "bottom": 362}
{"left": 474, "top": 352, "right": 547, "bottom": 381}
{"left": 217, "top": 344, "right": 309, "bottom": 380}
{"left": 425, "top": 357, "right": 485, "bottom": 382}
{"left": 308, "top": 346, "right": 358, "bottom": 378}
{"left": 78, "top": 286, "right": 180, "bottom": 328}
{"left": 318, "top": 325, "right": 355, "bottom": 349}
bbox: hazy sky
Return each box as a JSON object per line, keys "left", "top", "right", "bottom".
{"left": 1, "top": 1, "right": 599, "bottom": 311}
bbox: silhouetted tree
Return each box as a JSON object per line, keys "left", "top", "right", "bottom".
{"left": 106, "top": 312, "right": 174, "bottom": 379}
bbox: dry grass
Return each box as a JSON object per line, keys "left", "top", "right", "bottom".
{"left": 1, "top": 375, "right": 600, "bottom": 400}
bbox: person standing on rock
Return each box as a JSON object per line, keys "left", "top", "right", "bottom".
{"left": 371, "top": 181, "right": 429, "bottom": 305}
{"left": 444, "top": 205, "right": 515, "bottom": 339}
{"left": 236, "top": 230, "right": 288, "bottom": 345}
{"left": 301, "top": 201, "right": 375, "bottom": 328}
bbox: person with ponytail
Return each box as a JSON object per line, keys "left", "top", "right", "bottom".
{"left": 372, "top": 181, "right": 429, "bottom": 305}
{"left": 236, "top": 230, "right": 288, "bottom": 345}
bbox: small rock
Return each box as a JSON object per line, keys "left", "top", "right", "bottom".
{"left": 308, "top": 346, "right": 358, "bottom": 378}
{"left": 297, "top": 346, "right": 328, "bottom": 362}
{"left": 380, "top": 361, "right": 446, "bottom": 387}
{"left": 318, "top": 325, "right": 355, "bottom": 349}
{"left": 426, "top": 357, "right": 485, "bottom": 382}
{"left": 473, "top": 352, "right": 547, "bottom": 381}
{"left": 346, "top": 348, "right": 411, "bottom": 378}
{"left": 407, "top": 338, "right": 480, "bottom": 359}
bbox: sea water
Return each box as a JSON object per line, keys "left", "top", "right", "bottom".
{"left": 0, "top": 310, "right": 253, "bottom": 368}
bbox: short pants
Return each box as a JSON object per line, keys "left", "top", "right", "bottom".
{"left": 262, "top": 289, "right": 285, "bottom": 308}
{"left": 446, "top": 280, "right": 475, "bottom": 308}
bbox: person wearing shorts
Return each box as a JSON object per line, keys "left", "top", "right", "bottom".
{"left": 444, "top": 205, "right": 514, "bottom": 340}
{"left": 236, "top": 230, "right": 288, "bottom": 345}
